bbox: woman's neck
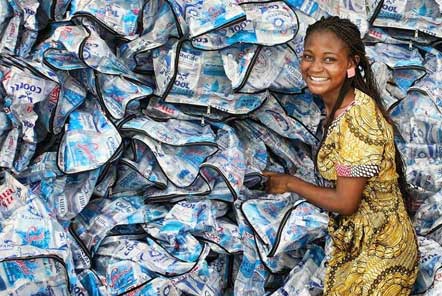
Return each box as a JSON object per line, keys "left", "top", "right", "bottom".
{"left": 323, "top": 87, "right": 356, "bottom": 117}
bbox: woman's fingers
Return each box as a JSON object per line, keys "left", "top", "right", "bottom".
{"left": 261, "top": 172, "right": 288, "bottom": 194}
{"left": 262, "top": 171, "right": 279, "bottom": 177}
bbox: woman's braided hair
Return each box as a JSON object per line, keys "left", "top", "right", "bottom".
{"left": 308, "top": 16, "right": 411, "bottom": 213}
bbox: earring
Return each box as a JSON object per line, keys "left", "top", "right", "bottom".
{"left": 347, "top": 68, "right": 355, "bottom": 78}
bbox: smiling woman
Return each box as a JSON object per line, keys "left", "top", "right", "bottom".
{"left": 300, "top": 29, "right": 357, "bottom": 113}
{"left": 263, "top": 16, "right": 419, "bottom": 296}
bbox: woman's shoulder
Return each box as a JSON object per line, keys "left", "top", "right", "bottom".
{"left": 341, "top": 89, "right": 392, "bottom": 145}
{"left": 353, "top": 88, "right": 377, "bottom": 111}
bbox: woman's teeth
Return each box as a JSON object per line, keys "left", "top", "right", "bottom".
{"left": 310, "top": 76, "right": 328, "bottom": 82}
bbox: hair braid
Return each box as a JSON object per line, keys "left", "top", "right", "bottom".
{"left": 307, "top": 16, "right": 411, "bottom": 214}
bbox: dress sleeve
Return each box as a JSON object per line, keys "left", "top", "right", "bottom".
{"left": 335, "top": 108, "right": 387, "bottom": 178}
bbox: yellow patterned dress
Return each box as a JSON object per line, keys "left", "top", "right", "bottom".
{"left": 317, "top": 89, "right": 419, "bottom": 296}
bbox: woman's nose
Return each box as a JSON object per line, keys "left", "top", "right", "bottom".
{"left": 310, "top": 59, "right": 323, "bottom": 72}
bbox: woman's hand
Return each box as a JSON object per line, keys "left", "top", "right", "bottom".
{"left": 264, "top": 171, "right": 367, "bottom": 215}
{"left": 262, "top": 171, "right": 291, "bottom": 194}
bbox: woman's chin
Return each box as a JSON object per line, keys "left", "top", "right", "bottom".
{"left": 306, "top": 86, "right": 325, "bottom": 96}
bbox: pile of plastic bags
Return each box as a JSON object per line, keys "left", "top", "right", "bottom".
{"left": 0, "top": 0, "right": 442, "bottom": 295}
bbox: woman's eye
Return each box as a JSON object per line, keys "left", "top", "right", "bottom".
{"left": 324, "top": 57, "right": 336, "bottom": 63}
{"left": 302, "top": 54, "right": 313, "bottom": 61}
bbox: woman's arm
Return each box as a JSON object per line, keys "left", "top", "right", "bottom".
{"left": 263, "top": 172, "right": 367, "bottom": 216}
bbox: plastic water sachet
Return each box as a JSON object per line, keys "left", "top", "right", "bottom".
{"left": 234, "top": 199, "right": 273, "bottom": 296}
{"left": 18, "top": 152, "right": 101, "bottom": 220}
{"left": 200, "top": 122, "right": 246, "bottom": 201}
{"left": 96, "top": 73, "right": 153, "bottom": 120}
{"left": 167, "top": 0, "right": 244, "bottom": 39}
{"left": 119, "top": 0, "right": 179, "bottom": 70}
{"left": 70, "top": 0, "right": 144, "bottom": 37}
{"left": 192, "top": 1, "right": 298, "bottom": 50}
{"left": 414, "top": 190, "right": 442, "bottom": 245}
{"left": 121, "top": 116, "right": 218, "bottom": 187}
{"left": 0, "top": 173, "right": 80, "bottom": 293}
{"left": 2, "top": 65, "right": 58, "bottom": 143}
{"left": 220, "top": 43, "right": 259, "bottom": 91}
{"left": 36, "top": 71, "right": 86, "bottom": 135}
{"left": 413, "top": 236, "right": 442, "bottom": 294}
{"left": 242, "top": 199, "right": 328, "bottom": 257}
{"left": 155, "top": 40, "right": 267, "bottom": 114}
{"left": 235, "top": 123, "right": 268, "bottom": 189}
{"left": 71, "top": 196, "right": 168, "bottom": 255}
{"left": 273, "top": 90, "right": 322, "bottom": 136}
{"left": 58, "top": 97, "right": 122, "bottom": 174}
{"left": 270, "top": 244, "right": 325, "bottom": 296}
{"left": 252, "top": 93, "right": 319, "bottom": 146}
{"left": 222, "top": 44, "right": 305, "bottom": 94}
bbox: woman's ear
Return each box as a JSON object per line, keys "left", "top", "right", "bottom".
{"left": 347, "top": 55, "right": 359, "bottom": 78}
{"left": 352, "top": 55, "right": 360, "bottom": 68}
{"left": 346, "top": 55, "right": 360, "bottom": 78}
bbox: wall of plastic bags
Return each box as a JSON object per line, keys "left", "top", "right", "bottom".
{"left": 0, "top": 0, "right": 442, "bottom": 295}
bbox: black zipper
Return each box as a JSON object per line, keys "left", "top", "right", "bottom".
{"left": 68, "top": 222, "right": 92, "bottom": 261}
{"left": 95, "top": 161, "right": 114, "bottom": 191}
{"left": 166, "top": 95, "right": 268, "bottom": 117}
{"left": 164, "top": 1, "right": 184, "bottom": 38}
{"left": 143, "top": 176, "right": 212, "bottom": 203}
{"left": 117, "top": 278, "right": 155, "bottom": 296}
{"left": 369, "top": 0, "right": 385, "bottom": 25}
{"left": 240, "top": 199, "right": 306, "bottom": 257}
{"left": 200, "top": 163, "right": 238, "bottom": 200}
{"left": 239, "top": 199, "right": 273, "bottom": 249}
{"left": 233, "top": 45, "right": 262, "bottom": 93}
{"left": 115, "top": 159, "right": 166, "bottom": 192}
{"left": 8, "top": 55, "right": 59, "bottom": 83}
{"left": 124, "top": 138, "right": 215, "bottom": 193}
{"left": 77, "top": 24, "right": 91, "bottom": 63}
{"left": 94, "top": 72, "right": 153, "bottom": 121}
{"left": 426, "top": 222, "right": 442, "bottom": 236}
{"left": 267, "top": 204, "right": 300, "bottom": 257}
{"left": 50, "top": 0, "right": 56, "bottom": 19}
{"left": 92, "top": 70, "right": 112, "bottom": 120}
{"left": 142, "top": 235, "right": 208, "bottom": 278}
{"left": 393, "top": 65, "right": 427, "bottom": 72}
{"left": 116, "top": 113, "right": 137, "bottom": 129}
{"left": 386, "top": 97, "right": 403, "bottom": 113}
{"left": 189, "top": 16, "right": 247, "bottom": 51}
{"left": 196, "top": 237, "right": 232, "bottom": 255}
{"left": 254, "top": 232, "right": 292, "bottom": 275}
{"left": 119, "top": 126, "right": 219, "bottom": 148}
{"left": 161, "top": 38, "right": 184, "bottom": 100}
{"left": 71, "top": 13, "right": 131, "bottom": 41}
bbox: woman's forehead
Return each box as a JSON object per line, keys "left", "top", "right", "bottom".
{"left": 304, "top": 30, "right": 348, "bottom": 53}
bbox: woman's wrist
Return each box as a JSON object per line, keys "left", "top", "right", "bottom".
{"left": 285, "top": 175, "right": 300, "bottom": 192}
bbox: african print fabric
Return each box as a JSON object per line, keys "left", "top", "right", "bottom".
{"left": 317, "top": 89, "right": 419, "bottom": 296}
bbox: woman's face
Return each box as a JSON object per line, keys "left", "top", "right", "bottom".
{"left": 300, "top": 30, "right": 355, "bottom": 102}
